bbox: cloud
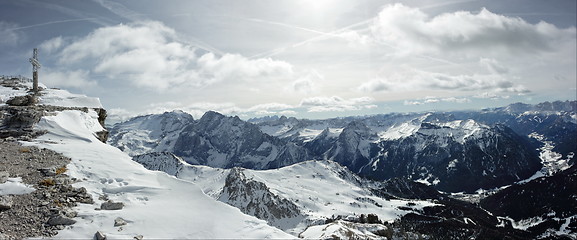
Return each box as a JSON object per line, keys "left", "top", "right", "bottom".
{"left": 0, "top": 22, "right": 22, "bottom": 46}
{"left": 479, "top": 58, "right": 509, "bottom": 74}
{"left": 403, "top": 96, "right": 471, "bottom": 105}
{"left": 358, "top": 78, "right": 393, "bottom": 92}
{"left": 197, "top": 52, "right": 293, "bottom": 84}
{"left": 42, "top": 69, "right": 96, "bottom": 88}
{"left": 291, "top": 70, "right": 322, "bottom": 93}
{"left": 358, "top": 69, "right": 528, "bottom": 94}
{"left": 370, "top": 4, "right": 576, "bottom": 55}
{"left": 44, "top": 21, "right": 295, "bottom": 90}
{"left": 39, "top": 36, "right": 64, "bottom": 54}
{"left": 300, "top": 96, "right": 376, "bottom": 112}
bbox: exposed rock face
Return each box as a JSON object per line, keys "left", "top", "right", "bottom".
{"left": 218, "top": 168, "right": 302, "bottom": 229}
{"left": 173, "top": 111, "right": 308, "bottom": 169}
{"left": 107, "top": 110, "right": 194, "bottom": 156}
{"left": 360, "top": 123, "right": 541, "bottom": 192}
{"left": 132, "top": 152, "right": 185, "bottom": 176}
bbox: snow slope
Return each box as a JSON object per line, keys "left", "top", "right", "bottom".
{"left": 23, "top": 109, "right": 291, "bottom": 238}
{"left": 133, "top": 153, "right": 436, "bottom": 236}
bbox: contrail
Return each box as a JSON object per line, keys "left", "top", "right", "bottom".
{"left": 92, "top": 0, "right": 226, "bottom": 56}
{"left": 8, "top": 18, "right": 102, "bottom": 31}
{"left": 23, "top": 0, "right": 110, "bottom": 26}
{"left": 249, "top": 18, "right": 373, "bottom": 59}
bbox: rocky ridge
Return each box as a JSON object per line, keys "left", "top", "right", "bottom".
{"left": 0, "top": 77, "right": 102, "bottom": 239}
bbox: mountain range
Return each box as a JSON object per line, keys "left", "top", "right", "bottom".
{"left": 108, "top": 100, "right": 576, "bottom": 239}
{"left": 109, "top": 100, "right": 576, "bottom": 193}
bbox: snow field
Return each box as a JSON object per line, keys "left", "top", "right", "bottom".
{"left": 23, "top": 109, "right": 292, "bottom": 239}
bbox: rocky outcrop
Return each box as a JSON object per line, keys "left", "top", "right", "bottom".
{"left": 6, "top": 94, "right": 37, "bottom": 106}
{"left": 218, "top": 168, "right": 302, "bottom": 229}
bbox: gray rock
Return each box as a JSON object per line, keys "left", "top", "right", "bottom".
{"left": 38, "top": 168, "right": 56, "bottom": 177}
{"left": 47, "top": 215, "right": 76, "bottom": 226}
{"left": 0, "top": 195, "right": 13, "bottom": 211}
{"left": 100, "top": 201, "right": 124, "bottom": 210}
{"left": 134, "top": 235, "right": 143, "bottom": 240}
{"left": 114, "top": 217, "right": 127, "bottom": 227}
{"left": 6, "top": 95, "right": 37, "bottom": 106}
{"left": 94, "top": 231, "right": 106, "bottom": 240}
{"left": 0, "top": 232, "right": 9, "bottom": 240}
{"left": 0, "top": 171, "right": 8, "bottom": 183}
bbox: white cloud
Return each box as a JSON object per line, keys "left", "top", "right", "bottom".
{"left": 370, "top": 4, "right": 577, "bottom": 55}
{"left": 300, "top": 96, "right": 376, "bottom": 112}
{"left": 358, "top": 78, "right": 393, "bottom": 92}
{"left": 291, "top": 70, "right": 322, "bottom": 93}
{"left": 403, "top": 96, "right": 471, "bottom": 105}
{"left": 43, "top": 69, "right": 96, "bottom": 88}
{"left": 479, "top": 58, "right": 509, "bottom": 74}
{"left": 0, "top": 22, "right": 22, "bottom": 46}
{"left": 197, "top": 52, "right": 293, "bottom": 84}
{"left": 39, "top": 36, "right": 64, "bottom": 54}
{"left": 358, "top": 69, "right": 528, "bottom": 94}
{"left": 45, "top": 21, "right": 295, "bottom": 91}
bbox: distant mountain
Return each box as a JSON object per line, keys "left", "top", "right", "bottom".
{"left": 109, "top": 100, "right": 576, "bottom": 193}
{"left": 172, "top": 111, "right": 309, "bottom": 169}
{"left": 107, "top": 110, "right": 194, "bottom": 156}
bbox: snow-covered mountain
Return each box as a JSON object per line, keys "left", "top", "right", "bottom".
{"left": 110, "top": 111, "right": 309, "bottom": 169}
{"left": 107, "top": 110, "right": 194, "bottom": 156}
{"left": 134, "top": 150, "right": 557, "bottom": 239}
{"left": 130, "top": 152, "right": 436, "bottom": 235}
{"left": 111, "top": 101, "right": 576, "bottom": 193}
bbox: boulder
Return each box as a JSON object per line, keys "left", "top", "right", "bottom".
{"left": 0, "top": 171, "right": 8, "bottom": 183}
{"left": 114, "top": 217, "right": 127, "bottom": 227}
{"left": 0, "top": 195, "right": 13, "bottom": 211}
{"left": 6, "top": 95, "right": 37, "bottom": 106}
{"left": 101, "top": 200, "right": 124, "bottom": 210}
{"left": 47, "top": 215, "right": 76, "bottom": 226}
{"left": 95, "top": 231, "right": 106, "bottom": 240}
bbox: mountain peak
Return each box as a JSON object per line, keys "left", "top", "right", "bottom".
{"left": 200, "top": 110, "right": 225, "bottom": 122}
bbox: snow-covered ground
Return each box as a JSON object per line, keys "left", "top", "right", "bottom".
{"left": 156, "top": 156, "right": 436, "bottom": 235}
{"left": 0, "top": 177, "right": 35, "bottom": 195}
{"left": 17, "top": 90, "right": 291, "bottom": 238}
{"left": 520, "top": 133, "right": 573, "bottom": 183}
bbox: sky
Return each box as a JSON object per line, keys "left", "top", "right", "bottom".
{"left": 0, "top": 0, "right": 575, "bottom": 122}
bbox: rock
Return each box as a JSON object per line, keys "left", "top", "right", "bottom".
{"left": 134, "top": 235, "right": 144, "bottom": 240}
{"left": 100, "top": 200, "right": 124, "bottom": 210}
{"left": 38, "top": 168, "right": 56, "bottom": 177}
{"left": 94, "top": 130, "right": 109, "bottom": 143}
{"left": 64, "top": 209, "right": 77, "bottom": 218}
{"left": 0, "top": 171, "right": 8, "bottom": 183}
{"left": 47, "top": 215, "right": 76, "bottom": 226}
{"left": 94, "top": 231, "right": 106, "bottom": 240}
{"left": 0, "top": 232, "right": 9, "bottom": 240}
{"left": 114, "top": 217, "right": 127, "bottom": 227}
{"left": 0, "top": 195, "right": 13, "bottom": 211}
{"left": 6, "top": 95, "right": 37, "bottom": 106}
